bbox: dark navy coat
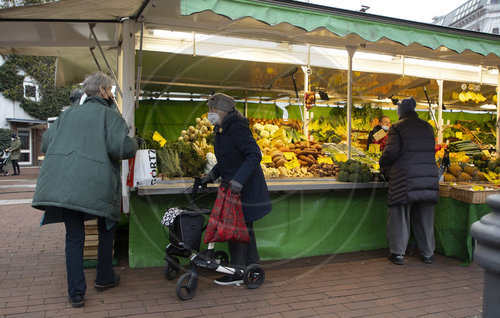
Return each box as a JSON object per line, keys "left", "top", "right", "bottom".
{"left": 379, "top": 111, "right": 439, "bottom": 206}
{"left": 209, "top": 110, "right": 272, "bottom": 222}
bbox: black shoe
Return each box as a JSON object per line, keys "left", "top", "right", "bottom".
{"left": 214, "top": 275, "right": 243, "bottom": 286}
{"left": 95, "top": 274, "right": 120, "bottom": 291}
{"left": 68, "top": 295, "right": 84, "bottom": 308}
{"left": 389, "top": 253, "right": 405, "bottom": 265}
{"left": 423, "top": 255, "right": 434, "bottom": 264}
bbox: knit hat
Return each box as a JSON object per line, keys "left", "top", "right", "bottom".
{"left": 207, "top": 93, "right": 235, "bottom": 112}
{"left": 397, "top": 97, "right": 416, "bottom": 115}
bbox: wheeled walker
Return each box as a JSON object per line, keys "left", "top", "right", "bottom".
{"left": 161, "top": 178, "right": 265, "bottom": 300}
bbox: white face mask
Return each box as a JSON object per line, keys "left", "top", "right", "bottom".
{"left": 381, "top": 125, "right": 389, "bottom": 131}
{"left": 207, "top": 112, "right": 220, "bottom": 125}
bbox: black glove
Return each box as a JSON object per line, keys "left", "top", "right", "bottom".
{"left": 230, "top": 180, "right": 243, "bottom": 194}
{"left": 135, "top": 137, "right": 144, "bottom": 147}
{"left": 201, "top": 172, "right": 214, "bottom": 185}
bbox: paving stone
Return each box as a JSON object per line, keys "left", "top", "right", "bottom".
{"left": 0, "top": 168, "right": 486, "bottom": 317}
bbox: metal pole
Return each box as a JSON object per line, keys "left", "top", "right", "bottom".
{"left": 135, "top": 21, "right": 144, "bottom": 109}
{"left": 437, "top": 79, "right": 444, "bottom": 144}
{"left": 89, "top": 23, "right": 123, "bottom": 99}
{"left": 346, "top": 46, "right": 357, "bottom": 159}
{"left": 303, "top": 66, "right": 309, "bottom": 137}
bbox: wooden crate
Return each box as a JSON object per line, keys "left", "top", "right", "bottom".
{"left": 83, "top": 219, "right": 114, "bottom": 260}
{"left": 450, "top": 185, "right": 500, "bottom": 204}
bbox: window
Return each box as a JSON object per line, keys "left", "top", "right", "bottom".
{"left": 493, "top": 28, "right": 499, "bottom": 35}
{"left": 23, "top": 82, "right": 39, "bottom": 101}
{"left": 17, "top": 129, "right": 32, "bottom": 165}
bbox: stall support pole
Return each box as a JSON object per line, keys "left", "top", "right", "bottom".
{"left": 437, "top": 79, "right": 444, "bottom": 144}
{"left": 118, "top": 19, "right": 137, "bottom": 214}
{"left": 346, "top": 46, "right": 357, "bottom": 159}
{"left": 497, "top": 66, "right": 500, "bottom": 156}
{"left": 302, "top": 66, "right": 310, "bottom": 137}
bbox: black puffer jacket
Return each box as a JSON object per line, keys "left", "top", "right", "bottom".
{"left": 379, "top": 111, "right": 439, "bottom": 206}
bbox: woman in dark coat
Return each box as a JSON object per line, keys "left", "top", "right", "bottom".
{"left": 379, "top": 97, "right": 439, "bottom": 266}
{"left": 202, "top": 93, "right": 272, "bottom": 286}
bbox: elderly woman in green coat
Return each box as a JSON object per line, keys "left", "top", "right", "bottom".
{"left": 32, "top": 71, "right": 138, "bottom": 308}
{"left": 6, "top": 133, "right": 21, "bottom": 175}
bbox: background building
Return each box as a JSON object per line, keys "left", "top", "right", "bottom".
{"left": 0, "top": 55, "right": 47, "bottom": 166}
{"left": 434, "top": 0, "right": 500, "bottom": 34}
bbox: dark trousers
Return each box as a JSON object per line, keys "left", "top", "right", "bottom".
{"left": 228, "top": 222, "right": 260, "bottom": 267}
{"left": 63, "top": 209, "right": 115, "bottom": 298}
{"left": 387, "top": 202, "right": 435, "bottom": 256}
{"left": 11, "top": 160, "right": 20, "bottom": 174}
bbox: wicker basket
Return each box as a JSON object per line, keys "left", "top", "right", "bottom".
{"left": 450, "top": 185, "right": 500, "bottom": 204}
{"left": 439, "top": 182, "right": 452, "bottom": 197}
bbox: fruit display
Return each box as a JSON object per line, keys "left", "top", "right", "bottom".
{"left": 444, "top": 162, "right": 488, "bottom": 182}
{"left": 249, "top": 117, "right": 302, "bottom": 132}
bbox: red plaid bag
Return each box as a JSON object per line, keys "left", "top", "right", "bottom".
{"left": 203, "top": 185, "right": 250, "bottom": 244}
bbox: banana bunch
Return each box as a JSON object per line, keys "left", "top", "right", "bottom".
{"left": 458, "top": 91, "right": 487, "bottom": 103}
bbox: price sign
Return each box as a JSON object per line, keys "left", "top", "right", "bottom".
{"left": 368, "top": 144, "right": 381, "bottom": 153}
{"left": 455, "top": 132, "right": 463, "bottom": 139}
{"left": 334, "top": 153, "right": 348, "bottom": 162}
{"left": 283, "top": 152, "right": 297, "bottom": 160}
{"left": 153, "top": 131, "right": 167, "bottom": 147}
{"left": 482, "top": 150, "right": 491, "bottom": 158}
{"left": 317, "top": 157, "right": 333, "bottom": 164}
{"left": 284, "top": 159, "right": 300, "bottom": 170}
{"left": 261, "top": 155, "right": 273, "bottom": 164}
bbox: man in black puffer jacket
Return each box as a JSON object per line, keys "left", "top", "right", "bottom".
{"left": 379, "top": 97, "right": 439, "bottom": 265}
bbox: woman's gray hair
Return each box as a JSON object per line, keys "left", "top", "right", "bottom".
{"left": 82, "top": 71, "right": 114, "bottom": 97}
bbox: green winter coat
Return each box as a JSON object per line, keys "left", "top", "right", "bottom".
{"left": 32, "top": 96, "right": 138, "bottom": 224}
{"left": 9, "top": 137, "right": 21, "bottom": 160}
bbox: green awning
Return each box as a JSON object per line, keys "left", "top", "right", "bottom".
{"left": 180, "top": 0, "right": 500, "bottom": 57}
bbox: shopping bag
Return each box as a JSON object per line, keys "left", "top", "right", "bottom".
{"left": 130, "top": 149, "right": 157, "bottom": 187}
{"left": 126, "top": 156, "right": 136, "bottom": 187}
{"left": 203, "top": 185, "right": 250, "bottom": 244}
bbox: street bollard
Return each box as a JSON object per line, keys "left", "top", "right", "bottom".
{"left": 470, "top": 194, "right": 500, "bottom": 317}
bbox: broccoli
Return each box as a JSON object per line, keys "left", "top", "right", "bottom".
{"left": 348, "top": 163, "right": 361, "bottom": 174}
{"left": 337, "top": 171, "right": 350, "bottom": 182}
{"left": 349, "top": 173, "right": 360, "bottom": 182}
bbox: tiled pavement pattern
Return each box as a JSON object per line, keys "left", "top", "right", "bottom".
{"left": 0, "top": 168, "right": 485, "bottom": 317}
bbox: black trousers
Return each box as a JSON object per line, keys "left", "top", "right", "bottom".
{"left": 228, "top": 222, "right": 259, "bottom": 267}
{"left": 11, "top": 160, "right": 20, "bottom": 174}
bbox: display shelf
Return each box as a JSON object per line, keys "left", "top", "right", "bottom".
{"left": 137, "top": 178, "right": 387, "bottom": 195}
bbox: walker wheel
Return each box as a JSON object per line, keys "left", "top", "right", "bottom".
{"left": 176, "top": 270, "right": 198, "bottom": 300}
{"left": 243, "top": 264, "right": 265, "bottom": 289}
{"left": 214, "top": 251, "right": 229, "bottom": 264}
{"left": 4, "top": 170, "right": 9, "bottom": 176}
{"left": 164, "top": 257, "right": 180, "bottom": 280}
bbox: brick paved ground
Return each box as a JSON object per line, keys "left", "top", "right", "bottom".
{"left": 0, "top": 168, "right": 485, "bottom": 317}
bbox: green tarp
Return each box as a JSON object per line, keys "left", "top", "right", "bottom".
{"left": 180, "top": 0, "right": 500, "bottom": 57}
{"left": 135, "top": 100, "right": 283, "bottom": 140}
{"left": 128, "top": 190, "right": 490, "bottom": 268}
{"left": 128, "top": 189, "right": 389, "bottom": 268}
{"left": 434, "top": 197, "right": 491, "bottom": 264}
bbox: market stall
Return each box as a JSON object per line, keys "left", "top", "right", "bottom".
{"left": 2, "top": 0, "right": 500, "bottom": 268}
